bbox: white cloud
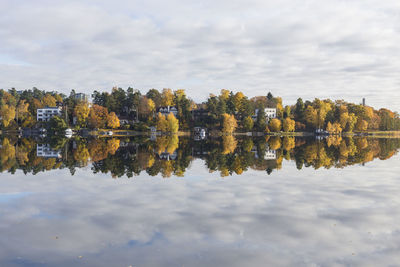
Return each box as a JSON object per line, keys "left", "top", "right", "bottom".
{"left": 0, "top": 0, "right": 399, "bottom": 111}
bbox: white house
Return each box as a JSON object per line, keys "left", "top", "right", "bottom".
{"left": 251, "top": 146, "right": 276, "bottom": 160}
{"left": 158, "top": 106, "right": 178, "bottom": 116}
{"left": 37, "top": 107, "right": 62, "bottom": 122}
{"left": 265, "top": 108, "right": 277, "bottom": 119}
{"left": 252, "top": 108, "right": 277, "bottom": 120}
{"left": 36, "top": 144, "right": 61, "bottom": 158}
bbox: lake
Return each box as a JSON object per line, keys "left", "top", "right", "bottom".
{"left": 0, "top": 136, "right": 399, "bottom": 266}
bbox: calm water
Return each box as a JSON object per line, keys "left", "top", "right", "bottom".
{"left": 0, "top": 136, "right": 400, "bottom": 266}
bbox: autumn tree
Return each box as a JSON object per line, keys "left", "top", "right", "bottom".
{"left": 156, "top": 112, "right": 168, "bottom": 132}
{"left": 346, "top": 113, "right": 358, "bottom": 132}
{"left": 0, "top": 105, "right": 16, "bottom": 127}
{"left": 305, "top": 105, "right": 318, "bottom": 128}
{"left": 243, "top": 116, "right": 254, "bottom": 131}
{"left": 219, "top": 89, "right": 230, "bottom": 101}
{"left": 222, "top": 113, "right": 237, "bottom": 134}
{"left": 74, "top": 102, "right": 90, "bottom": 126}
{"left": 161, "top": 88, "right": 174, "bottom": 106}
{"left": 42, "top": 94, "right": 57, "bottom": 107}
{"left": 107, "top": 112, "right": 120, "bottom": 129}
{"left": 283, "top": 118, "right": 295, "bottom": 132}
{"left": 166, "top": 113, "right": 179, "bottom": 133}
{"left": 88, "top": 104, "right": 109, "bottom": 128}
{"left": 232, "top": 92, "right": 245, "bottom": 113}
{"left": 356, "top": 119, "right": 368, "bottom": 132}
{"left": 16, "top": 100, "right": 29, "bottom": 122}
{"left": 326, "top": 122, "right": 342, "bottom": 134}
{"left": 269, "top": 118, "right": 282, "bottom": 132}
{"left": 138, "top": 96, "right": 155, "bottom": 119}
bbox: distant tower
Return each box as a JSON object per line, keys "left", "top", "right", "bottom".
{"left": 362, "top": 98, "right": 366, "bottom": 106}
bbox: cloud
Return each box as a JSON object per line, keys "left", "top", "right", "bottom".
{"left": 0, "top": 0, "right": 399, "bottom": 111}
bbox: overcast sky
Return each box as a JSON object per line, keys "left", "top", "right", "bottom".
{"left": 0, "top": 0, "right": 399, "bottom": 111}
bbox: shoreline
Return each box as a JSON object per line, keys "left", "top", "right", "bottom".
{"left": 1, "top": 129, "right": 400, "bottom": 138}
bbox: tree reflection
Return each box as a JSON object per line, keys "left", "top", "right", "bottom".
{"left": 0, "top": 136, "right": 399, "bottom": 178}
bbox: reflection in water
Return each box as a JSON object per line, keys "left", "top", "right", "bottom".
{"left": 0, "top": 135, "right": 399, "bottom": 178}
{"left": 0, "top": 136, "right": 400, "bottom": 266}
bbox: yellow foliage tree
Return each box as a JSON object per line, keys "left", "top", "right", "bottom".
{"left": 42, "top": 94, "right": 57, "bottom": 107}
{"left": 174, "top": 89, "right": 186, "bottom": 101}
{"left": 16, "top": 100, "right": 29, "bottom": 120}
{"left": 305, "top": 106, "right": 318, "bottom": 128}
{"left": 219, "top": 89, "right": 230, "bottom": 101}
{"left": 233, "top": 92, "right": 245, "bottom": 112}
{"left": 22, "top": 115, "right": 35, "bottom": 127}
{"left": 282, "top": 118, "right": 295, "bottom": 132}
{"left": 167, "top": 113, "right": 179, "bottom": 133}
{"left": 74, "top": 102, "right": 90, "bottom": 126}
{"left": 161, "top": 88, "right": 174, "bottom": 106}
{"left": 222, "top": 113, "right": 237, "bottom": 134}
{"left": 339, "top": 112, "right": 349, "bottom": 129}
{"left": 269, "top": 118, "right": 282, "bottom": 132}
{"left": 156, "top": 112, "right": 168, "bottom": 132}
{"left": 0, "top": 104, "right": 16, "bottom": 127}
{"left": 88, "top": 104, "right": 109, "bottom": 128}
{"left": 147, "top": 98, "right": 155, "bottom": 116}
{"left": 243, "top": 116, "right": 254, "bottom": 131}
{"left": 107, "top": 112, "right": 120, "bottom": 129}
{"left": 356, "top": 119, "right": 368, "bottom": 132}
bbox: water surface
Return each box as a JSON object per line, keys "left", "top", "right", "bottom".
{"left": 0, "top": 136, "right": 399, "bottom": 266}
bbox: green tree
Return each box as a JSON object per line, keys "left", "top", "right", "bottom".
{"left": 48, "top": 116, "right": 67, "bottom": 133}
{"left": 243, "top": 116, "right": 254, "bottom": 131}
{"left": 255, "top": 109, "right": 266, "bottom": 131}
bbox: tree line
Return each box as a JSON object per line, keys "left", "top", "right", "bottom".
{"left": 1, "top": 87, "right": 399, "bottom": 133}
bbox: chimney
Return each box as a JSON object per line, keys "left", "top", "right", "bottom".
{"left": 362, "top": 98, "right": 366, "bottom": 106}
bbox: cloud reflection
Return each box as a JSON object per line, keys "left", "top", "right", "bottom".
{"left": 0, "top": 154, "right": 400, "bottom": 266}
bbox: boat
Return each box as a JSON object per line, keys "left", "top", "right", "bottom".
{"left": 65, "top": 128, "right": 73, "bottom": 138}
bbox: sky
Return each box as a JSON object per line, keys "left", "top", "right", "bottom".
{"left": 0, "top": 0, "right": 400, "bottom": 111}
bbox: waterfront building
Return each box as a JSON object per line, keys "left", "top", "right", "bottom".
{"left": 158, "top": 106, "right": 178, "bottom": 116}
{"left": 36, "top": 107, "right": 62, "bottom": 122}
{"left": 252, "top": 108, "right": 277, "bottom": 120}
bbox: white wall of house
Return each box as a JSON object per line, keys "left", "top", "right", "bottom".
{"left": 265, "top": 108, "right": 277, "bottom": 119}
{"left": 37, "top": 107, "right": 62, "bottom": 122}
{"left": 252, "top": 108, "right": 277, "bottom": 120}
